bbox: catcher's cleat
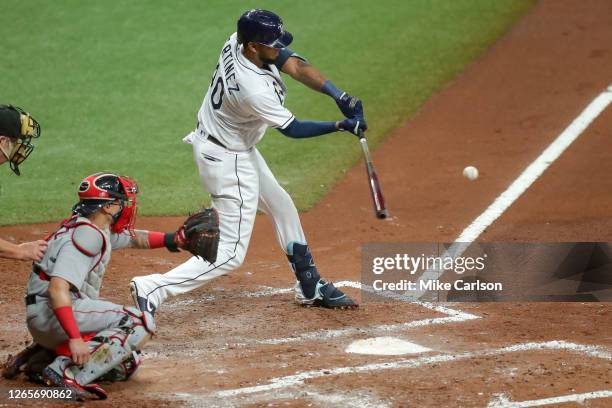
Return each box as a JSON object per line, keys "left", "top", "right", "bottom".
{"left": 25, "top": 371, "right": 45, "bottom": 385}
{"left": 130, "top": 280, "right": 156, "bottom": 316}
{"left": 295, "top": 280, "right": 358, "bottom": 309}
{"left": 1, "top": 342, "right": 45, "bottom": 379}
{"left": 42, "top": 366, "right": 107, "bottom": 401}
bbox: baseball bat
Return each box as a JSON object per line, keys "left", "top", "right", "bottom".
{"left": 358, "top": 130, "right": 389, "bottom": 219}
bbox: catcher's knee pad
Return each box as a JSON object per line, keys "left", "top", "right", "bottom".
{"left": 287, "top": 241, "right": 320, "bottom": 299}
{"left": 122, "top": 306, "right": 156, "bottom": 350}
{"left": 70, "top": 307, "right": 155, "bottom": 386}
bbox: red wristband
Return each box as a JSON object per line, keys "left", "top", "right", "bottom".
{"left": 53, "top": 306, "right": 81, "bottom": 339}
{"left": 147, "top": 231, "right": 165, "bottom": 249}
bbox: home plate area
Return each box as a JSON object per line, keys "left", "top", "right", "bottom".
{"left": 134, "top": 282, "right": 612, "bottom": 407}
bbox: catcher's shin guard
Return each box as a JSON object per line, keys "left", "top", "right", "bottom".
{"left": 73, "top": 307, "right": 154, "bottom": 385}
{"left": 98, "top": 351, "right": 142, "bottom": 382}
{"left": 45, "top": 306, "right": 155, "bottom": 392}
{"left": 287, "top": 242, "right": 321, "bottom": 299}
{"left": 42, "top": 362, "right": 106, "bottom": 401}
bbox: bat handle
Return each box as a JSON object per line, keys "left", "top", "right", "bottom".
{"left": 358, "top": 129, "right": 366, "bottom": 140}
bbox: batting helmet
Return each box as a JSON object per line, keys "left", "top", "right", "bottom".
{"left": 73, "top": 173, "right": 139, "bottom": 234}
{"left": 237, "top": 9, "right": 293, "bottom": 49}
{"left": 0, "top": 104, "right": 41, "bottom": 176}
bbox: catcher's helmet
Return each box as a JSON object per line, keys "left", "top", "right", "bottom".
{"left": 73, "top": 173, "right": 139, "bottom": 234}
{"left": 237, "top": 9, "right": 293, "bottom": 49}
{"left": 0, "top": 105, "right": 41, "bottom": 176}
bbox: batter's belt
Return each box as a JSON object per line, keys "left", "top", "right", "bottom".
{"left": 197, "top": 122, "right": 227, "bottom": 149}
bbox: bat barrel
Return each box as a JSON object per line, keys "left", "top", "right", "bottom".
{"left": 360, "top": 133, "right": 390, "bottom": 220}
{"left": 376, "top": 209, "right": 389, "bottom": 219}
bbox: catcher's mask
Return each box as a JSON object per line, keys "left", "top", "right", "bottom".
{"left": 72, "top": 173, "right": 139, "bottom": 235}
{"left": 0, "top": 105, "right": 41, "bottom": 176}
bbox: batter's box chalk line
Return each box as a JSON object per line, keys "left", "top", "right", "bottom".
{"left": 487, "top": 389, "right": 612, "bottom": 408}
{"left": 214, "top": 340, "right": 612, "bottom": 398}
{"left": 166, "top": 386, "right": 390, "bottom": 408}
{"left": 181, "top": 280, "right": 479, "bottom": 347}
{"left": 145, "top": 280, "right": 478, "bottom": 360}
{"left": 162, "top": 286, "right": 294, "bottom": 309}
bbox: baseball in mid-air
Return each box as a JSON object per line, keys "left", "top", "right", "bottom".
{"left": 463, "top": 166, "right": 479, "bottom": 180}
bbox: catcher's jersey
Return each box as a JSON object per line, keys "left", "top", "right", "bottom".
{"left": 26, "top": 217, "right": 131, "bottom": 300}
{"left": 197, "top": 32, "right": 294, "bottom": 151}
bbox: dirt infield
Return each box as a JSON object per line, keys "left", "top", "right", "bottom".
{"left": 1, "top": 0, "right": 611, "bottom": 406}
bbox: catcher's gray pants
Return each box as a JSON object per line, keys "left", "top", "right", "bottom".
{"left": 27, "top": 297, "right": 126, "bottom": 350}
{"left": 27, "top": 298, "right": 153, "bottom": 386}
{"left": 132, "top": 131, "right": 307, "bottom": 307}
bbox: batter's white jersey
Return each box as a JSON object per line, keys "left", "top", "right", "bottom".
{"left": 198, "top": 33, "right": 294, "bottom": 151}
{"left": 132, "top": 32, "right": 309, "bottom": 309}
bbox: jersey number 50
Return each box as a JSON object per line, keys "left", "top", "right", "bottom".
{"left": 209, "top": 63, "right": 224, "bottom": 110}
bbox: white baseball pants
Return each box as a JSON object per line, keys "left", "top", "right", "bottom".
{"left": 133, "top": 130, "right": 306, "bottom": 307}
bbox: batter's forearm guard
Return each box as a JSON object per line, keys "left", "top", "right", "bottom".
{"left": 279, "top": 119, "right": 338, "bottom": 139}
{"left": 321, "top": 80, "right": 344, "bottom": 100}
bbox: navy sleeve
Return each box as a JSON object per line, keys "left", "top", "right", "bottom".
{"left": 274, "top": 48, "right": 306, "bottom": 69}
{"left": 278, "top": 118, "right": 337, "bottom": 139}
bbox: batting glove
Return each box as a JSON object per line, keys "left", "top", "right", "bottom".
{"left": 336, "top": 93, "right": 364, "bottom": 119}
{"left": 338, "top": 117, "right": 367, "bottom": 136}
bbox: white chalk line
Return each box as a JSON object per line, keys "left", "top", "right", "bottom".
{"left": 337, "top": 280, "right": 478, "bottom": 318}
{"left": 414, "top": 84, "right": 612, "bottom": 297}
{"left": 487, "top": 389, "right": 612, "bottom": 408}
{"left": 248, "top": 281, "right": 478, "bottom": 346}
{"left": 251, "top": 314, "right": 474, "bottom": 346}
{"left": 459, "top": 84, "right": 612, "bottom": 243}
{"left": 144, "top": 313, "right": 471, "bottom": 358}
{"left": 149, "top": 281, "right": 478, "bottom": 360}
{"left": 216, "top": 340, "right": 612, "bottom": 398}
{"left": 164, "top": 280, "right": 478, "bottom": 319}
{"left": 162, "top": 286, "right": 292, "bottom": 309}
{"left": 164, "top": 280, "right": 479, "bottom": 319}
{"left": 297, "top": 389, "right": 390, "bottom": 408}
{"left": 166, "top": 385, "right": 390, "bottom": 408}
{"left": 162, "top": 280, "right": 478, "bottom": 318}
{"left": 162, "top": 280, "right": 479, "bottom": 347}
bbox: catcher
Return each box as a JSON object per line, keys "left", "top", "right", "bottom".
{"left": 2, "top": 172, "right": 219, "bottom": 400}
{"left": 0, "top": 104, "right": 47, "bottom": 261}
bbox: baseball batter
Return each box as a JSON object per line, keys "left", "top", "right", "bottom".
{"left": 131, "top": 9, "right": 366, "bottom": 313}
{"left": 0, "top": 104, "right": 47, "bottom": 261}
{"left": 3, "top": 173, "right": 211, "bottom": 400}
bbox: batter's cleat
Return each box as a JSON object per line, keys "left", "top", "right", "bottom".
{"left": 1, "top": 342, "right": 44, "bottom": 379}
{"left": 42, "top": 367, "right": 107, "bottom": 401}
{"left": 130, "top": 280, "right": 157, "bottom": 316}
{"left": 295, "top": 280, "right": 358, "bottom": 309}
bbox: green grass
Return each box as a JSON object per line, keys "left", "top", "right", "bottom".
{"left": 0, "top": 0, "right": 533, "bottom": 225}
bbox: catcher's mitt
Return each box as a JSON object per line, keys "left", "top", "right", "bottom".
{"left": 177, "top": 208, "right": 220, "bottom": 263}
